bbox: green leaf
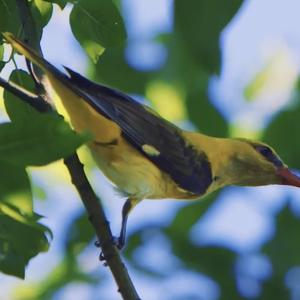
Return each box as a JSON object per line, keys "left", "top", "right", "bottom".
{"left": 167, "top": 191, "right": 219, "bottom": 234}
{"left": 70, "top": 0, "right": 127, "bottom": 62}
{"left": 258, "top": 279, "right": 289, "bottom": 300}
{"left": 0, "top": 44, "right": 4, "bottom": 71}
{"left": 174, "top": 0, "right": 243, "bottom": 73}
{"left": 0, "top": 204, "right": 50, "bottom": 278}
{"left": 44, "top": 0, "right": 67, "bottom": 10}
{"left": 94, "top": 47, "right": 154, "bottom": 94}
{"left": 0, "top": 61, "right": 5, "bottom": 72}
{"left": 171, "top": 239, "right": 240, "bottom": 299}
{"left": 64, "top": 210, "right": 94, "bottom": 255}
{"left": 259, "top": 203, "right": 300, "bottom": 300}
{"left": 4, "top": 70, "right": 40, "bottom": 123}
{"left": 123, "top": 230, "right": 144, "bottom": 259}
{"left": 263, "top": 104, "right": 300, "bottom": 169}
{"left": 185, "top": 71, "right": 228, "bottom": 136}
{"left": 0, "top": 114, "right": 88, "bottom": 166}
{"left": 169, "top": 237, "right": 241, "bottom": 299}
{"left": 0, "top": 161, "right": 32, "bottom": 215}
{"left": 0, "top": 44, "right": 3, "bottom": 60}
{"left": 263, "top": 203, "right": 300, "bottom": 276}
{"left": 161, "top": 36, "right": 228, "bottom": 136}
{"left": 0, "top": 0, "right": 22, "bottom": 36}
{"left": 31, "top": 0, "right": 53, "bottom": 39}
{"left": 160, "top": 191, "right": 243, "bottom": 299}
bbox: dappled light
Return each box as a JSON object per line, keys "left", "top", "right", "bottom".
{"left": 146, "top": 81, "right": 186, "bottom": 122}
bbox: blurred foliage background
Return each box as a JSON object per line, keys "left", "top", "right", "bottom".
{"left": 1, "top": 0, "right": 300, "bottom": 299}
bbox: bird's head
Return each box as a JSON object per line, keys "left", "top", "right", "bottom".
{"left": 218, "top": 138, "right": 300, "bottom": 188}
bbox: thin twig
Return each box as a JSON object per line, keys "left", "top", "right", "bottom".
{"left": 64, "top": 155, "right": 141, "bottom": 300}
{"left": 0, "top": 77, "right": 51, "bottom": 112}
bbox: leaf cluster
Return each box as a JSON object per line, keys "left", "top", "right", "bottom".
{"left": 0, "top": 1, "right": 300, "bottom": 300}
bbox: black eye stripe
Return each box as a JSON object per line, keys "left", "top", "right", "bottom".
{"left": 258, "top": 147, "right": 272, "bottom": 156}
{"left": 253, "top": 145, "right": 283, "bottom": 167}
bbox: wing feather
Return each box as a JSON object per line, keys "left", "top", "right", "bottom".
{"left": 65, "top": 67, "right": 212, "bottom": 195}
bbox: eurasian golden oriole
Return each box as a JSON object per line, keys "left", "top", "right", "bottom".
{"left": 3, "top": 32, "right": 300, "bottom": 248}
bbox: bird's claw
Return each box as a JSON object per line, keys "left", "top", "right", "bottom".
{"left": 95, "top": 236, "right": 124, "bottom": 263}
{"left": 95, "top": 236, "right": 124, "bottom": 250}
{"left": 99, "top": 251, "right": 107, "bottom": 263}
{"left": 94, "top": 240, "right": 101, "bottom": 248}
{"left": 115, "top": 237, "right": 124, "bottom": 250}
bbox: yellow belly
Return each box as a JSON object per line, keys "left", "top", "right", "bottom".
{"left": 89, "top": 140, "right": 164, "bottom": 199}
{"left": 90, "top": 140, "right": 202, "bottom": 200}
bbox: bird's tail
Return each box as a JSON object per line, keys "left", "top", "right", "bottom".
{"left": 3, "top": 32, "right": 63, "bottom": 78}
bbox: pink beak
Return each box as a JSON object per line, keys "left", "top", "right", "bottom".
{"left": 277, "top": 167, "right": 300, "bottom": 187}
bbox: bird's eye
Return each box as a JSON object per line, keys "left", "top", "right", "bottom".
{"left": 254, "top": 145, "right": 283, "bottom": 167}
{"left": 256, "top": 146, "right": 272, "bottom": 157}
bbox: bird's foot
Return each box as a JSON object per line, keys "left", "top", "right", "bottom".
{"left": 94, "top": 236, "right": 124, "bottom": 263}
{"left": 115, "top": 236, "right": 125, "bottom": 250}
{"left": 95, "top": 235, "right": 125, "bottom": 251}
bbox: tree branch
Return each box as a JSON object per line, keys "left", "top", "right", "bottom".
{"left": 0, "top": 77, "right": 51, "bottom": 112}
{"left": 64, "top": 155, "right": 141, "bottom": 300}
{"left": 6, "top": 1, "right": 141, "bottom": 299}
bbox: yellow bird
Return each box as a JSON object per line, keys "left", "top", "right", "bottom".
{"left": 3, "top": 32, "right": 300, "bottom": 248}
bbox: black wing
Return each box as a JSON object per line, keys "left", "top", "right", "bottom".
{"left": 64, "top": 67, "right": 212, "bottom": 195}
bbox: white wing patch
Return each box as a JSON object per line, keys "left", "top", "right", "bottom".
{"left": 142, "top": 144, "right": 160, "bottom": 156}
